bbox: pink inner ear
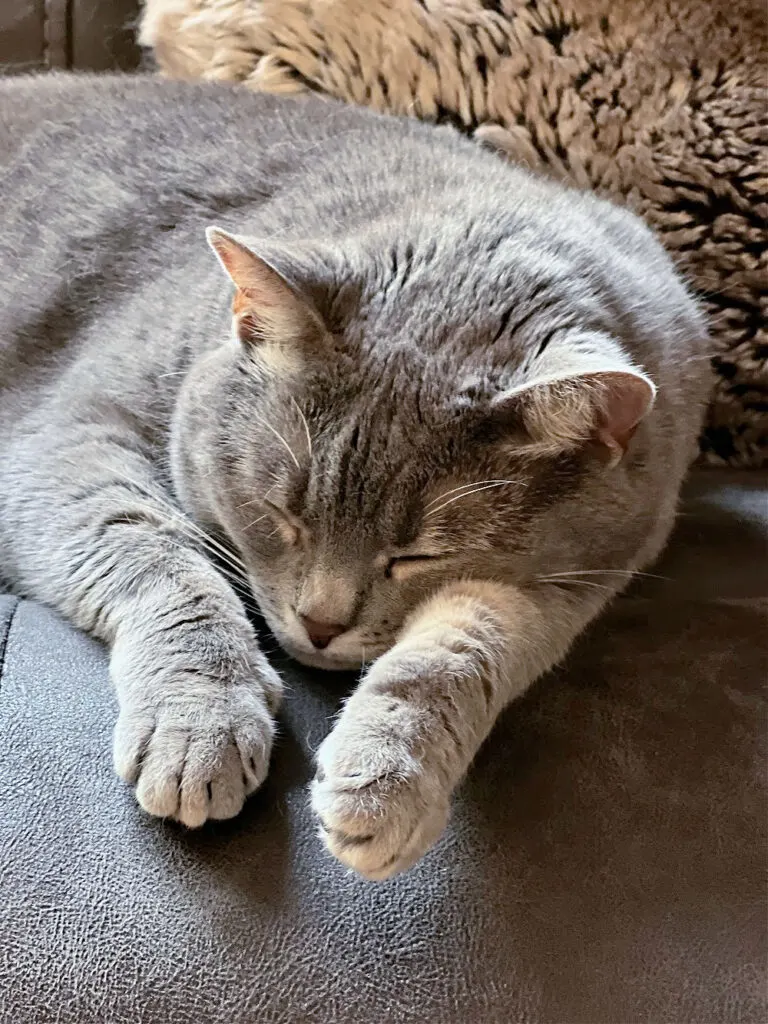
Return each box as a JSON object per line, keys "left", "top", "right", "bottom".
{"left": 210, "top": 236, "right": 261, "bottom": 292}
{"left": 214, "top": 246, "right": 237, "bottom": 276}
{"left": 592, "top": 372, "right": 655, "bottom": 460}
{"left": 233, "top": 286, "right": 276, "bottom": 316}
{"left": 207, "top": 227, "right": 279, "bottom": 298}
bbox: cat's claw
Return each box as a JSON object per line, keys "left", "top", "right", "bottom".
{"left": 113, "top": 678, "right": 277, "bottom": 828}
{"left": 310, "top": 703, "right": 451, "bottom": 880}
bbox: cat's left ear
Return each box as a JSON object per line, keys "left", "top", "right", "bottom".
{"left": 206, "top": 226, "right": 321, "bottom": 348}
{"left": 494, "top": 367, "right": 656, "bottom": 467}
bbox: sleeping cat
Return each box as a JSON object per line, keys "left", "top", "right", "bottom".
{"left": 0, "top": 74, "right": 710, "bottom": 880}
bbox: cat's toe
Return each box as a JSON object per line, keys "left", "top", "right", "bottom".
{"left": 207, "top": 743, "right": 250, "bottom": 820}
{"left": 230, "top": 682, "right": 275, "bottom": 792}
{"left": 113, "top": 708, "right": 154, "bottom": 786}
{"left": 173, "top": 727, "right": 238, "bottom": 828}
{"left": 132, "top": 721, "right": 189, "bottom": 819}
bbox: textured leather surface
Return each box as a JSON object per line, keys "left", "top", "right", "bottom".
{"left": 1, "top": 470, "right": 766, "bottom": 1023}
{"left": 0, "top": 0, "right": 142, "bottom": 74}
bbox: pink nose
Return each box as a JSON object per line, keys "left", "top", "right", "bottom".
{"left": 299, "top": 615, "right": 347, "bottom": 650}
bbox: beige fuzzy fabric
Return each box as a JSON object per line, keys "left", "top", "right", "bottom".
{"left": 140, "top": 0, "right": 768, "bottom": 466}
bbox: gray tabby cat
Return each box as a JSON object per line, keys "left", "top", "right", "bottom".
{"left": 0, "top": 74, "right": 710, "bottom": 879}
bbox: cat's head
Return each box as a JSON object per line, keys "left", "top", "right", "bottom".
{"left": 172, "top": 225, "right": 664, "bottom": 669}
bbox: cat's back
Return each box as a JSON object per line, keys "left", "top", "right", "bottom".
{"left": 0, "top": 77, "right": 376, "bottom": 401}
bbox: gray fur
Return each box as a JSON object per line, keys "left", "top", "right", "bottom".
{"left": 0, "top": 74, "right": 711, "bottom": 878}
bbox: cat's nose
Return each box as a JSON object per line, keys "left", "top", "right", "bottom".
{"left": 299, "top": 615, "right": 347, "bottom": 650}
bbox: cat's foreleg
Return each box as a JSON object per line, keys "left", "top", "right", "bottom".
{"left": 311, "top": 580, "right": 608, "bottom": 879}
{"left": 4, "top": 447, "right": 281, "bottom": 827}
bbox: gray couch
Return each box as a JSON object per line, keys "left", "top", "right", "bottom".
{"left": 0, "top": 7, "right": 766, "bottom": 1022}
{"left": 1, "top": 469, "right": 766, "bottom": 1023}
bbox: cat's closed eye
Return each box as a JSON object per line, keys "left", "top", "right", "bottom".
{"left": 263, "top": 500, "right": 306, "bottom": 546}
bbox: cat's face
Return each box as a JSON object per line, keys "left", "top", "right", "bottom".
{"left": 178, "top": 345, "right": 557, "bottom": 669}
{"left": 171, "top": 228, "right": 656, "bottom": 669}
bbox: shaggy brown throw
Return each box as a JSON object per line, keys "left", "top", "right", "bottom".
{"left": 141, "top": 0, "right": 767, "bottom": 467}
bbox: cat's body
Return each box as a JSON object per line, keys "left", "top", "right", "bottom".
{"left": 0, "top": 74, "right": 710, "bottom": 878}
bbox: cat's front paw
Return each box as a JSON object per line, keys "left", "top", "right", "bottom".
{"left": 113, "top": 669, "right": 279, "bottom": 828}
{"left": 311, "top": 697, "right": 451, "bottom": 880}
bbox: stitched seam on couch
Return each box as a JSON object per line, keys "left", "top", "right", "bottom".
{"left": 43, "top": 0, "right": 70, "bottom": 71}
{"left": 0, "top": 598, "right": 21, "bottom": 685}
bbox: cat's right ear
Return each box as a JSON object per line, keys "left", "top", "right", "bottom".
{"left": 491, "top": 368, "right": 655, "bottom": 467}
{"left": 206, "top": 226, "right": 321, "bottom": 348}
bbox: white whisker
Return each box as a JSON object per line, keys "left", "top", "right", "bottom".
{"left": 156, "top": 510, "right": 248, "bottom": 579}
{"left": 425, "top": 479, "right": 519, "bottom": 510}
{"left": 541, "top": 568, "right": 670, "bottom": 581}
{"left": 243, "top": 513, "right": 270, "bottom": 531}
{"left": 291, "top": 397, "right": 313, "bottom": 460}
{"left": 153, "top": 531, "right": 254, "bottom": 604}
{"left": 236, "top": 485, "right": 277, "bottom": 510}
{"left": 91, "top": 460, "right": 248, "bottom": 575}
{"left": 535, "top": 576, "right": 615, "bottom": 591}
{"left": 425, "top": 480, "right": 519, "bottom": 518}
{"left": 252, "top": 414, "right": 301, "bottom": 471}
